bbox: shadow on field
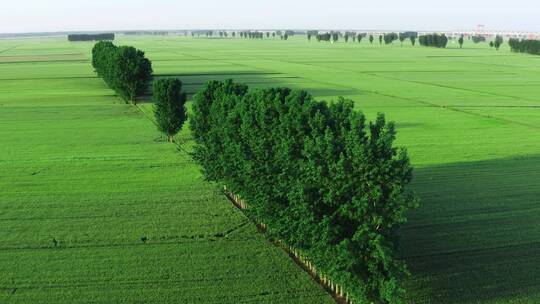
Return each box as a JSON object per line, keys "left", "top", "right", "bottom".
{"left": 136, "top": 71, "right": 359, "bottom": 103}
{"left": 401, "top": 155, "right": 540, "bottom": 304}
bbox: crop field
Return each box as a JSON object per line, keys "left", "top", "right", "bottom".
{"left": 1, "top": 35, "right": 540, "bottom": 303}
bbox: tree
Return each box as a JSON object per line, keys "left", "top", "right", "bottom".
{"left": 399, "top": 33, "right": 406, "bottom": 46}
{"left": 111, "top": 46, "right": 153, "bottom": 103}
{"left": 494, "top": 35, "right": 503, "bottom": 50}
{"left": 458, "top": 35, "right": 464, "bottom": 48}
{"left": 383, "top": 33, "right": 398, "bottom": 44}
{"left": 153, "top": 78, "right": 187, "bottom": 142}
{"left": 331, "top": 31, "right": 339, "bottom": 43}
{"left": 489, "top": 41, "right": 494, "bottom": 48}
{"left": 410, "top": 36, "right": 416, "bottom": 46}
{"left": 379, "top": 35, "right": 383, "bottom": 44}
{"left": 472, "top": 35, "right": 486, "bottom": 43}
{"left": 369, "top": 35, "right": 374, "bottom": 44}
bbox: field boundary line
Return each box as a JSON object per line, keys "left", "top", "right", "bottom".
{"left": 223, "top": 187, "right": 352, "bottom": 304}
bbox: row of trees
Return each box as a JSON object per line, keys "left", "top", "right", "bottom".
{"left": 91, "top": 42, "right": 187, "bottom": 142}
{"left": 315, "top": 32, "right": 340, "bottom": 42}
{"left": 239, "top": 31, "right": 266, "bottom": 39}
{"left": 418, "top": 33, "right": 448, "bottom": 48}
{"left": 508, "top": 38, "right": 540, "bottom": 55}
{"left": 190, "top": 80, "right": 418, "bottom": 304}
{"left": 191, "top": 30, "right": 295, "bottom": 39}
{"left": 68, "top": 33, "right": 114, "bottom": 41}
{"left": 91, "top": 41, "right": 152, "bottom": 103}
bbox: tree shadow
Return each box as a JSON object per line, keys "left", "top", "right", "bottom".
{"left": 401, "top": 155, "right": 540, "bottom": 303}
{"left": 136, "top": 71, "right": 359, "bottom": 104}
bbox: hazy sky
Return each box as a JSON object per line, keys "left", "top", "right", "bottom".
{"left": 1, "top": 0, "right": 538, "bottom": 33}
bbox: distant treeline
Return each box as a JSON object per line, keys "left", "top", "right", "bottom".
{"left": 418, "top": 33, "right": 448, "bottom": 48}
{"left": 190, "top": 80, "right": 418, "bottom": 304}
{"left": 68, "top": 33, "right": 115, "bottom": 42}
{"left": 190, "top": 30, "right": 295, "bottom": 39}
{"left": 91, "top": 41, "right": 152, "bottom": 102}
{"left": 311, "top": 31, "right": 418, "bottom": 46}
{"left": 239, "top": 31, "right": 265, "bottom": 39}
{"left": 508, "top": 38, "right": 540, "bottom": 55}
{"left": 125, "top": 31, "right": 168, "bottom": 36}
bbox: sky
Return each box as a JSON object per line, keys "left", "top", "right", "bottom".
{"left": 1, "top": 0, "right": 539, "bottom": 34}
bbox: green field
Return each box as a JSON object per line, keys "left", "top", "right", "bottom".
{"left": 1, "top": 35, "right": 539, "bottom": 303}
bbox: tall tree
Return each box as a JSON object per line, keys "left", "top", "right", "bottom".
{"left": 494, "top": 35, "right": 504, "bottom": 50}
{"left": 399, "top": 33, "right": 406, "bottom": 46}
{"left": 111, "top": 46, "right": 153, "bottom": 103}
{"left": 369, "top": 35, "right": 374, "bottom": 44}
{"left": 153, "top": 78, "right": 187, "bottom": 142}
{"left": 458, "top": 35, "right": 464, "bottom": 48}
{"left": 332, "top": 32, "right": 339, "bottom": 43}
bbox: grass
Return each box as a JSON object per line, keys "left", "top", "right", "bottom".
{"left": 1, "top": 35, "right": 540, "bottom": 303}
{"left": 0, "top": 38, "right": 333, "bottom": 303}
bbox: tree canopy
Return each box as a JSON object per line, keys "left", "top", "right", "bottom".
{"left": 509, "top": 38, "right": 540, "bottom": 55}
{"left": 153, "top": 78, "right": 188, "bottom": 142}
{"left": 68, "top": 33, "right": 114, "bottom": 42}
{"left": 91, "top": 41, "right": 152, "bottom": 103}
{"left": 418, "top": 33, "right": 448, "bottom": 48}
{"left": 190, "top": 79, "right": 418, "bottom": 304}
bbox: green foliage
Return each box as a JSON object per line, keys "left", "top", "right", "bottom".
{"left": 68, "top": 33, "right": 114, "bottom": 42}
{"left": 472, "top": 35, "right": 487, "bottom": 43}
{"left": 384, "top": 33, "right": 399, "bottom": 44}
{"left": 418, "top": 33, "right": 448, "bottom": 48}
{"left": 153, "top": 78, "right": 188, "bottom": 142}
{"left": 191, "top": 80, "right": 418, "bottom": 303}
{"left": 369, "top": 35, "right": 374, "bottom": 44}
{"left": 493, "top": 35, "right": 504, "bottom": 51}
{"left": 508, "top": 38, "right": 540, "bottom": 55}
{"left": 91, "top": 42, "right": 152, "bottom": 103}
{"left": 458, "top": 35, "right": 464, "bottom": 48}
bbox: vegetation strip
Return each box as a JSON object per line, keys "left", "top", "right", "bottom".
{"left": 190, "top": 79, "right": 417, "bottom": 303}
{"left": 224, "top": 189, "right": 351, "bottom": 304}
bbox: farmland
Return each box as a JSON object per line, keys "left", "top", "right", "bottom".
{"left": 1, "top": 35, "right": 540, "bottom": 303}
